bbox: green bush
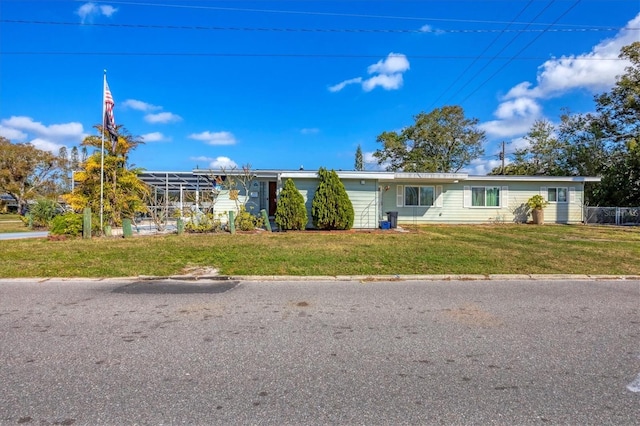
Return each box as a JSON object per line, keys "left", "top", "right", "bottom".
{"left": 235, "top": 206, "right": 264, "bottom": 231}
{"left": 275, "top": 178, "right": 308, "bottom": 231}
{"left": 184, "top": 212, "right": 223, "bottom": 233}
{"left": 28, "top": 198, "right": 60, "bottom": 228}
{"left": 311, "top": 168, "right": 354, "bottom": 230}
{"left": 50, "top": 212, "right": 83, "bottom": 237}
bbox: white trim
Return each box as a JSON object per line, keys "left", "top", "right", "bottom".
{"left": 396, "top": 185, "right": 403, "bottom": 207}
{"left": 463, "top": 186, "right": 471, "bottom": 208}
{"left": 501, "top": 186, "right": 508, "bottom": 208}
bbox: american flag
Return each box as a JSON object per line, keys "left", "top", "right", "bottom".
{"left": 104, "top": 79, "right": 117, "bottom": 150}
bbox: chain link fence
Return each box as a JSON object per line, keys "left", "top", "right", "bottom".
{"left": 584, "top": 207, "right": 640, "bottom": 226}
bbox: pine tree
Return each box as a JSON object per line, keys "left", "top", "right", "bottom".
{"left": 311, "top": 168, "right": 354, "bottom": 230}
{"left": 355, "top": 144, "right": 364, "bottom": 171}
{"left": 274, "top": 179, "right": 308, "bottom": 230}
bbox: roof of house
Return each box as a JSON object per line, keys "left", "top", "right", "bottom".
{"left": 137, "top": 169, "right": 601, "bottom": 192}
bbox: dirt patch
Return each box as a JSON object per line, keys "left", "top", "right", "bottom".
{"left": 182, "top": 266, "right": 219, "bottom": 276}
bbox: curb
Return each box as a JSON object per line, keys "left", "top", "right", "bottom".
{"left": 2, "top": 275, "right": 639, "bottom": 283}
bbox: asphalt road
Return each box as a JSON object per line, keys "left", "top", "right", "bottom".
{"left": 0, "top": 278, "right": 638, "bottom": 425}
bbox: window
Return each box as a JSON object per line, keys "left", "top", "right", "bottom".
{"left": 404, "top": 186, "right": 434, "bottom": 206}
{"left": 471, "top": 187, "right": 500, "bottom": 207}
{"left": 548, "top": 187, "right": 568, "bottom": 203}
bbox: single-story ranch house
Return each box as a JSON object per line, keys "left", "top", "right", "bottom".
{"left": 138, "top": 170, "right": 601, "bottom": 228}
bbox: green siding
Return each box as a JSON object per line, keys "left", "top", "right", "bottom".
{"left": 387, "top": 181, "right": 585, "bottom": 225}
{"left": 343, "top": 180, "right": 379, "bottom": 229}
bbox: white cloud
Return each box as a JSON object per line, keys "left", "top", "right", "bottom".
{"left": 122, "top": 99, "right": 162, "bottom": 112}
{"left": 144, "top": 112, "right": 182, "bottom": 124}
{"left": 100, "top": 5, "right": 117, "bottom": 17}
{"left": 141, "top": 132, "right": 166, "bottom": 142}
{"left": 300, "top": 128, "right": 320, "bottom": 135}
{"left": 0, "top": 125, "right": 28, "bottom": 141}
{"left": 506, "top": 13, "right": 640, "bottom": 100}
{"left": 190, "top": 155, "right": 239, "bottom": 170}
{"left": 362, "top": 74, "right": 405, "bottom": 92}
{"left": 367, "top": 53, "right": 410, "bottom": 75}
{"left": 29, "top": 138, "right": 65, "bottom": 153}
{"left": 209, "top": 156, "right": 237, "bottom": 169}
{"left": 479, "top": 13, "right": 640, "bottom": 141}
{"left": 328, "top": 77, "right": 362, "bottom": 93}
{"left": 0, "top": 116, "right": 86, "bottom": 153}
{"left": 419, "top": 24, "right": 444, "bottom": 35}
{"left": 189, "top": 131, "right": 237, "bottom": 146}
{"left": 329, "top": 53, "right": 410, "bottom": 92}
{"left": 190, "top": 156, "right": 214, "bottom": 163}
{"left": 466, "top": 157, "right": 503, "bottom": 176}
{"left": 76, "top": 2, "right": 118, "bottom": 23}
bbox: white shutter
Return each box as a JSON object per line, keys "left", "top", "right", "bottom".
{"left": 396, "top": 185, "right": 403, "bottom": 207}
{"left": 435, "top": 185, "right": 443, "bottom": 207}
{"left": 540, "top": 187, "right": 548, "bottom": 200}
{"left": 501, "top": 186, "right": 508, "bottom": 208}
{"left": 569, "top": 187, "right": 576, "bottom": 203}
{"left": 463, "top": 186, "right": 471, "bottom": 208}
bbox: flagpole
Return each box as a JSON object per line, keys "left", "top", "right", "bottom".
{"left": 100, "top": 70, "right": 106, "bottom": 235}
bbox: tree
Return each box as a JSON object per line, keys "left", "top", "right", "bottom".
{"left": 311, "top": 168, "right": 354, "bottom": 230}
{"left": 275, "top": 178, "right": 308, "bottom": 231}
{"left": 491, "top": 119, "right": 568, "bottom": 175}
{"left": 591, "top": 41, "right": 640, "bottom": 206}
{"left": 58, "top": 146, "right": 71, "bottom": 193}
{"left": 355, "top": 145, "right": 364, "bottom": 171}
{"left": 70, "top": 146, "right": 80, "bottom": 171}
{"left": 0, "top": 137, "right": 61, "bottom": 214}
{"left": 63, "top": 125, "right": 148, "bottom": 227}
{"left": 373, "top": 106, "right": 485, "bottom": 172}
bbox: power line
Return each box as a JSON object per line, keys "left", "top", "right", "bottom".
{"left": 2, "top": 19, "right": 630, "bottom": 34}
{"left": 0, "top": 51, "right": 627, "bottom": 60}
{"left": 428, "top": 0, "right": 535, "bottom": 109}
{"left": 87, "top": 0, "right": 625, "bottom": 29}
{"left": 460, "top": 0, "right": 584, "bottom": 104}
{"left": 444, "top": 0, "right": 558, "bottom": 105}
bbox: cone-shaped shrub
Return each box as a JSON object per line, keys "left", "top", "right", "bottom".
{"left": 311, "top": 168, "right": 354, "bottom": 230}
{"left": 275, "top": 178, "right": 308, "bottom": 231}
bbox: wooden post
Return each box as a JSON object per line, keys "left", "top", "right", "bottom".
{"left": 261, "top": 209, "right": 272, "bottom": 232}
{"left": 122, "top": 218, "right": 133, "bottom": 238}
{"left": 228, "top": 211, "right": 236, "bottom": 234}
{"left": 83, "top": 207, "right": 91, "bottom": 239}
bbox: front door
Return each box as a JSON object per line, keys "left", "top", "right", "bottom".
{"left": 268, "top": 181, "right": 277, "bottom": 216}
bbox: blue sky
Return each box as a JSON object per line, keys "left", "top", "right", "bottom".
{"left": 1, "top": 0, "right": 638, "bottom": 174}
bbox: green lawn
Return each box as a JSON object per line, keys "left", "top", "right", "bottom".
{"left": 0, "top": 225, "right": 638, "bottom": 278}
{"left": 0, "top": 214, "right": 29, "bottom": 233}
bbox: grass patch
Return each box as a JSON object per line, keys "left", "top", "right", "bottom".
{"left": 0, "top": 225, "right": 638, "bottom": 278}
{"left": 0, "top": 214, "right": 29, "bottom": 233}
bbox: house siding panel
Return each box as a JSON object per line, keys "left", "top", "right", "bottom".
{"left": 385, "top": 181, "right": 585, "bottom": 225}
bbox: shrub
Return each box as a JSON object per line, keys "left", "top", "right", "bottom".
{"left": 311, "top": 168, "right": 354, "bottom": 230}
{"left": 275, "top": 178, "right": 308, "bottom": 231}
{"left": 235, "top": 206, "right": 264, "bottom": 231}
{"left": 185, "top": 212, "right": 223, "bottom": 233}
{"left": 50, "top": 212, "right": 83, "bottom": 237}
{"left": 526, "top": 194, "right": 549, "bottom": 210}
{"left": 28, "top": 198, "right": 60, "bottom": 228}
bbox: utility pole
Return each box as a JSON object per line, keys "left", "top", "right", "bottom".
{"left": 500, "top": 141, "right": 506, "bottom": 175}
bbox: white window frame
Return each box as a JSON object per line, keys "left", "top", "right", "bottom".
{"left": 403, "top": 185, "right": 435, "bottom": 207}
{"left": 469, "top": 186, "right": 501, "bottom": 208}
{"left": 547, "top": 187, "right": 569, "bottom": 203}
